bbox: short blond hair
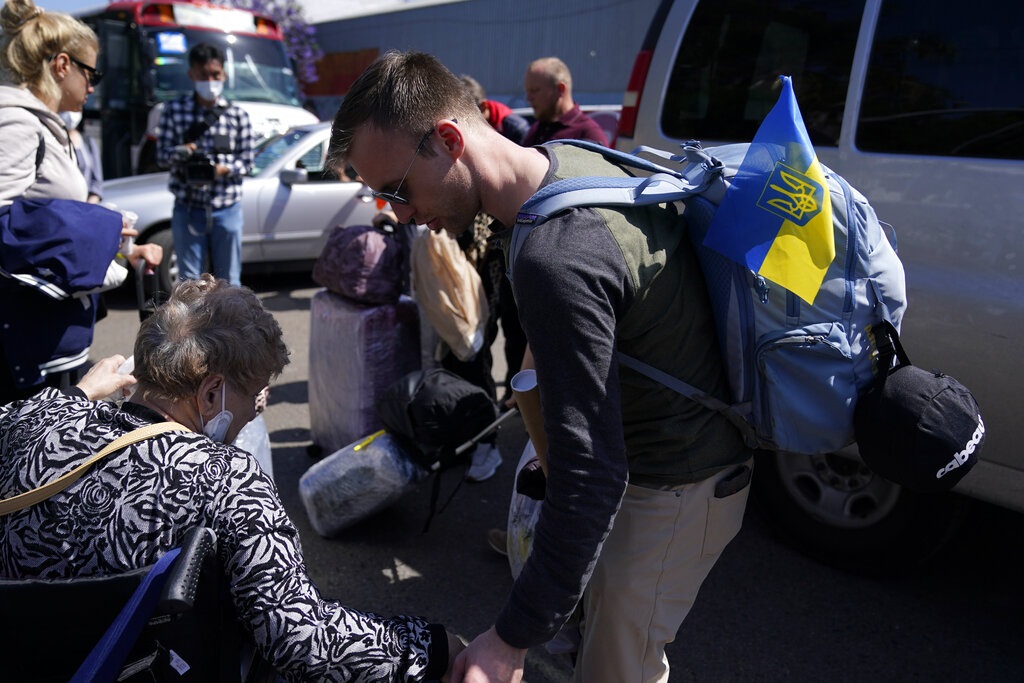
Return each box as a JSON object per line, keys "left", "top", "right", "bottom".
{"left": 1, "top": 0, "right": 98, "bottom": 105}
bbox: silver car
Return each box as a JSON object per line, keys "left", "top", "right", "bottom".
{"left": 102, "top": 122, "right": 379, "bottom": 292}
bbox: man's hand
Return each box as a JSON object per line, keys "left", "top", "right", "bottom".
{"left": 172, "top": 143, "right": 196, "bottom": 160}
{"left": 451, "top": 627, "right": 525, "bottom": 683}
{"left": 76, "top": 354, "right": 135, "bottom": 401}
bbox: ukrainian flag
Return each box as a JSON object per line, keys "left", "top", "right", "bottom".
{"left": 702, "top": 76, "right": 835, "bottom": 304}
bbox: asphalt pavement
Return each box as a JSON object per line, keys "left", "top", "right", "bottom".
{"left": 91, "top": 272, "right": 1024, "bottom": 683}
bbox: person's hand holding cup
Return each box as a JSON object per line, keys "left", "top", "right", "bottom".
{"left": 119, "top": 210, "right": 138, "bottom": 257}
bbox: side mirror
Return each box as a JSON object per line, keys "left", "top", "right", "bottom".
{"left": 280, "top": 168, "right": 309, "bottom": 186}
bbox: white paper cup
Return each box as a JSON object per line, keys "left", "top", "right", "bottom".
{"left": 511, "top": 369, "right": 547, "bottom": 472}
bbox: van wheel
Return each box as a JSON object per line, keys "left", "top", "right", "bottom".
{"left": 144, "top": 228, "right": 178, "bottom": 295}
{"left": 751, "top": 449, "right": 969, "bottom": 576}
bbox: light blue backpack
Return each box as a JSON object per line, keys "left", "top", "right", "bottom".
{"left": 509, "top": 139, "right": 907, "bottom": 455}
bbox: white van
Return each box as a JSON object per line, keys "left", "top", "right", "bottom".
{"left": 615, "top": 0, "right": 1024, "bottom": 574}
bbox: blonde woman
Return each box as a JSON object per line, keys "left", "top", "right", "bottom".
{"left": 0, "top": 0, "right": 161, "bottom": 403}
{"left": 0, "top": 0, "right": 99, "bottom": 203}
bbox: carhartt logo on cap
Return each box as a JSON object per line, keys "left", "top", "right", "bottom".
{"left": 936, "top": 416, "right": 985, "bottom": 480}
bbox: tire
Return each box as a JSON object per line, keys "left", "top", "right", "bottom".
{"left": 143, "top": 227, "right": 177, "bottom": 296}
{"left": 751, "top": 448, "right": 970, "bottom": 576}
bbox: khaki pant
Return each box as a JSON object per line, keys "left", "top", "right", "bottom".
{"left": 572, "top": 460, "right": 753, "bottom": 683}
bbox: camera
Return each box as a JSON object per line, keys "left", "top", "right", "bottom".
{"left": 183, "top": 153, "right": 216, "bottom": 185}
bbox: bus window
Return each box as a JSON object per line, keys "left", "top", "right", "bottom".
{"left": 147, "top": 29, "right": 301, "bottom": 106}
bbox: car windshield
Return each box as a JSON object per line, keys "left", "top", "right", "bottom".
{"left": 251, "top": 128, "right": 315, "bottom": 175}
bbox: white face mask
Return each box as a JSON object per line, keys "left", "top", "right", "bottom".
{"left": 194, "top": 79, "right": 224, "bottom": 102}
{"left": 201, "top": 384, "right": 234, "bottom": 443}
{"left": 59, "top": 110, "right": 82, "bottom": 130}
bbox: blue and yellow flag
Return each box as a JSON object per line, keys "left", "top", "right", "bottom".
{"left": 702, "top": 76, "right": 835, "bottom": 304}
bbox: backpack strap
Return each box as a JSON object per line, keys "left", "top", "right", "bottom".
{"left": 541, "top": 138, "right": 719, "bottom": 177}
{"left": 615, "top": 352, "right": 761, "bottom": 449}
{"left": 508, "top": 142, "right": 723, "bottom": 285}
{"left": 506, "top": 142, "right": 762, "bottom": 447}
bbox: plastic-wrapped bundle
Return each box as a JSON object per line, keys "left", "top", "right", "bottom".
{"left": 233, "top": 414, "right": 273, "bottom": 479}
{"left": 507, "top": 441, "right": 543, "bottom": 579}
{"left": 504, "top": 443, "right": 580, "bottom": 656}
{"left": 308, "top": 289, "right": 420, "bottom": 454}
{"left": 299, "top": 430, "right": 428, "bottom": 536}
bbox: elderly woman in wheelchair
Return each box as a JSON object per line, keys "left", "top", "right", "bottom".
{"left": 0, "top": 274, "right": 461, "bottom": 682}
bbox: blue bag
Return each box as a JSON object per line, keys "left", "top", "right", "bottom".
{"left": 0, "top": 198, "right": 122, "bottom": 299}
{"left": 509, "top": 139, "right": 907, "bottom": 455}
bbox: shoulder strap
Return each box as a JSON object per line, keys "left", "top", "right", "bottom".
{"left": 34, "top": 129, "right": 45, "bottom": 178}
{"left": 184, "top": 103, "right": 229, "bottom": 144}
{"left": 508, "top": 141, "right": 723, "bottom": 285}
{"left": 615, "top": 352, "right": 760, "bottom": 448}
{"left": 506, "top": 141, "right": 763, "bottom": 447}
{"left": 0, "top": 421, "right": 188, "bottom": 516}
{"left": 523, "top": 139, "right": 722, "bottom": 215}
{"left": 0, "top": 105, "right": 50, "bottom": 178}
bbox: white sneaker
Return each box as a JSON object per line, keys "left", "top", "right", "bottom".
{"left": 465, "top": 444, "right": 502, "bottom": 482}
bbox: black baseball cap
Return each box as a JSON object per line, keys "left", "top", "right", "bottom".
{"left": 854, "top": 361, "right": 984, "bottom": 493}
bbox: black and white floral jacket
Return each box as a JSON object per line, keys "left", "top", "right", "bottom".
{"left": 0, "top": 389, "right": 447, "bottom": 682}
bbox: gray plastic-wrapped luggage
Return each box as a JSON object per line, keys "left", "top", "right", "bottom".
{"left": 308, "top": 289, "right": 420, "bottom": 454}
{"left": 299, "top": 431, "right": 428, "bottom": 536}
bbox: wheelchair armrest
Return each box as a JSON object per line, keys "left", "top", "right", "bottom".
{"left": 158, "top": 526, "right": 217, "bottom": 614}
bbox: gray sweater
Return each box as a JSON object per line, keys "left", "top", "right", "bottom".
{"left": 494, "top": 145, "right": 749, "bottom": 649}
{"left": 0, "top": 84, "right": 86, "bottom": 206}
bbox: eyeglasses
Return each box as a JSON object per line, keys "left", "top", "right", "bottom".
{"left": 368, "top": 127, "right": 434, "bottom": 206}
{"left": 70, "top": 55, "right": 103, "bottom": 87}
{"left": 53, "top": 53, "right": 103, "bottom": 87}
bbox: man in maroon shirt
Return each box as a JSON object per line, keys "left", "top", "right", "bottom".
{"left": 522, "top": 57, "right": 609, "bottom": 147}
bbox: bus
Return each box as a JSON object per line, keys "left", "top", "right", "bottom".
{"left": 78, "top": 0, "right": 319, "bottom": 179}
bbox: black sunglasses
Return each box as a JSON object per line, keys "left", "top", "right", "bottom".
{"left": 53, "top": 53, "right": 103, "bottom": 87}
{"left": 368, "top": 128, "right": 433, "bottom": 206}
{"left": 368, "top": 118, "right": 457, "bottom": 206}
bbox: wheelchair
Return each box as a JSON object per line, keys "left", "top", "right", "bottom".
{"left": 0, "top": 527, "right": 277, "bottom": 682}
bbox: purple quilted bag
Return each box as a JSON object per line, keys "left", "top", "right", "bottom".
{"left": 313, "top": 225, "right": 404, "bottom": 305}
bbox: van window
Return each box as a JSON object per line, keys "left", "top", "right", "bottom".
{"left": 857, "top": 0, "right": 1024, "bottom": 160}
{"left": 661, "top": 0, "right": 863, "bottom": 146}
